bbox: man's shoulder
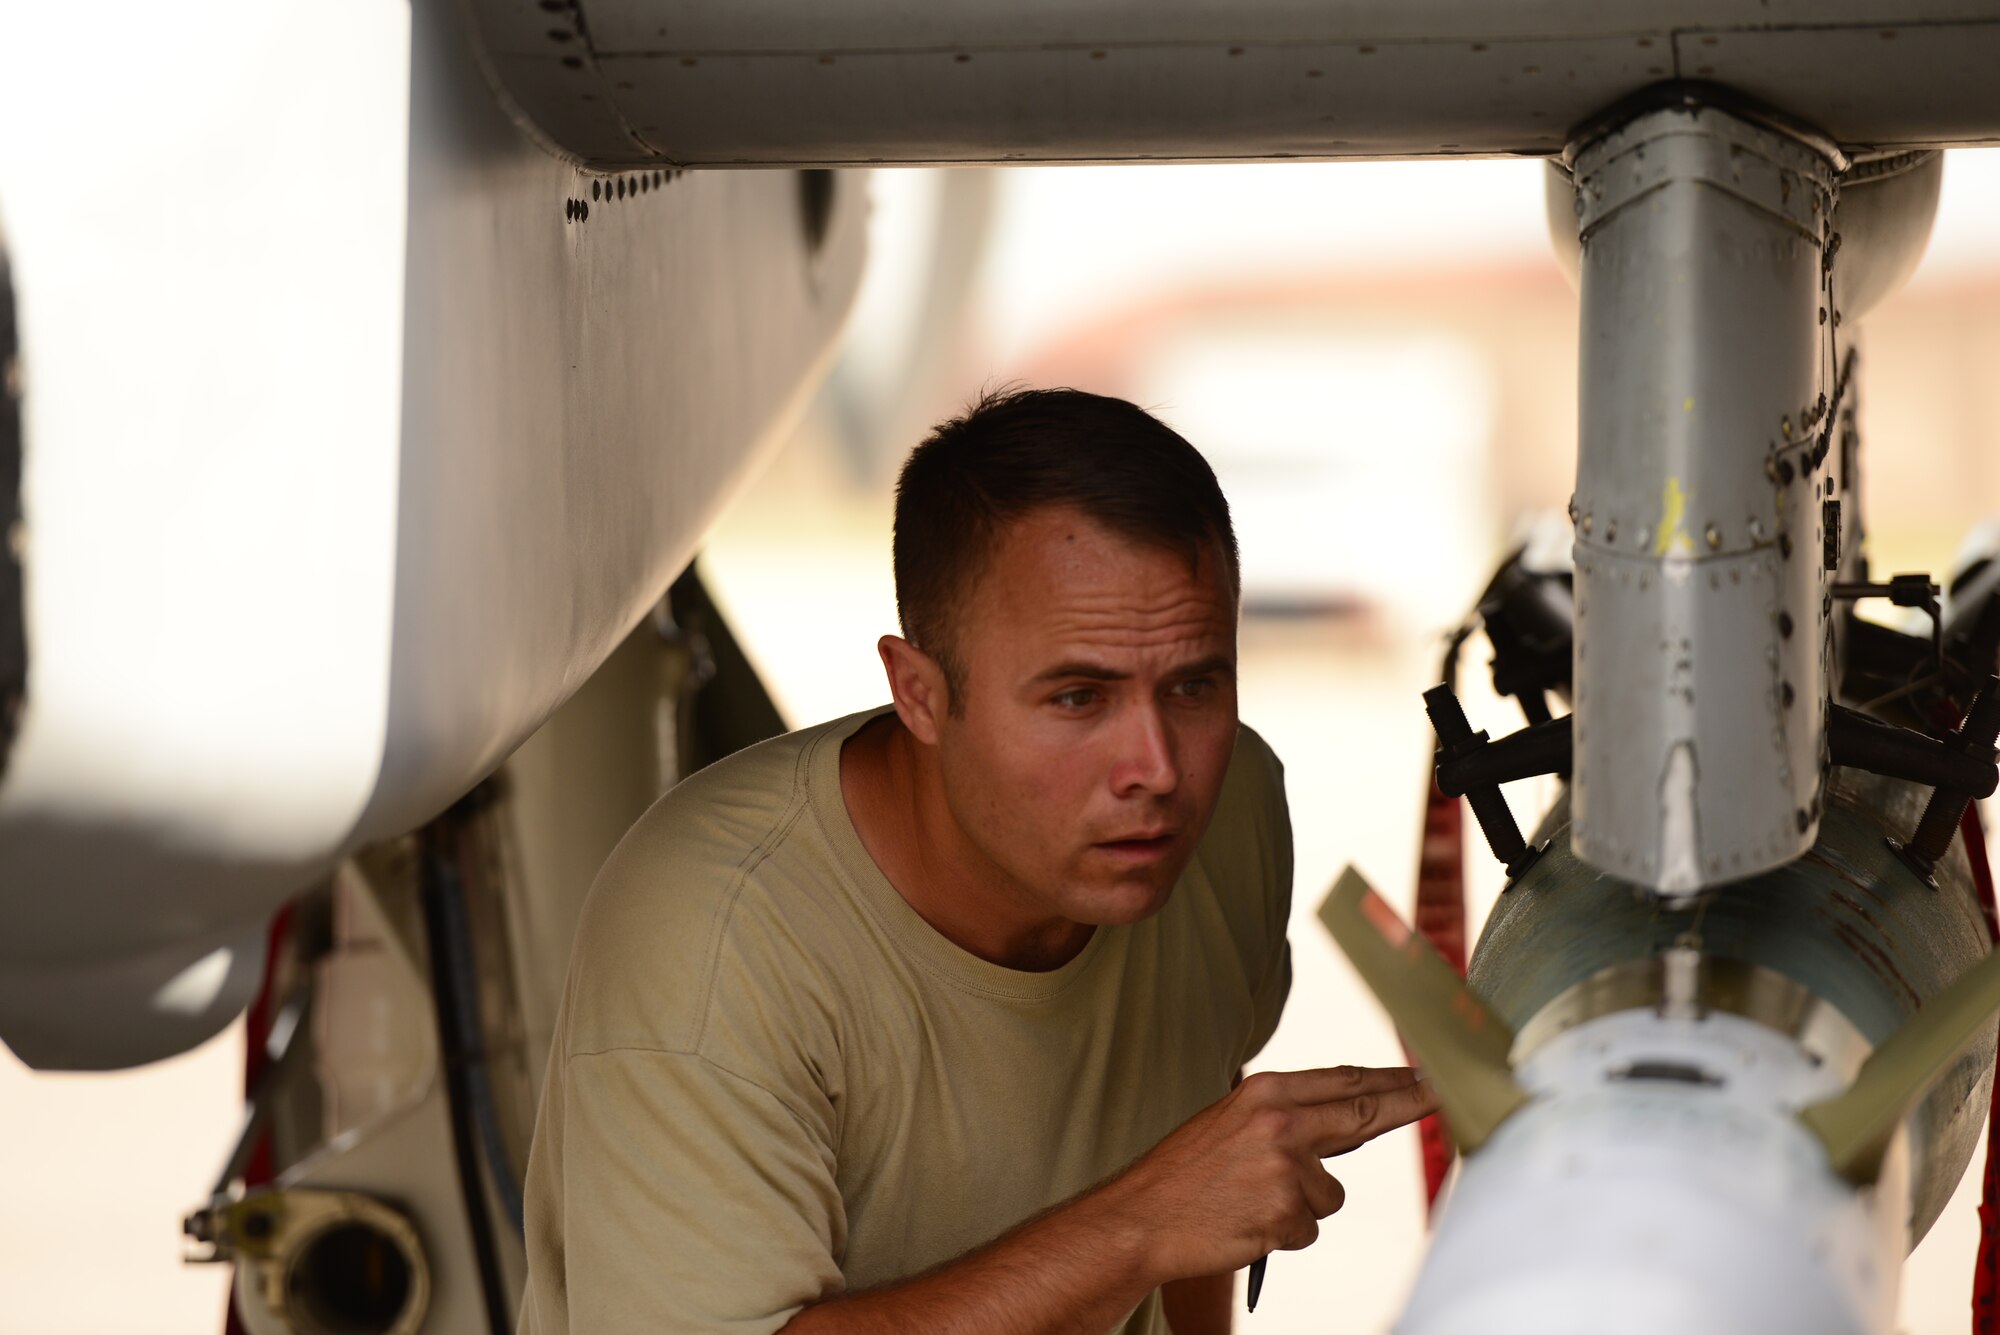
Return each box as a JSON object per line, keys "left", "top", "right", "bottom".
{"left": 1227, "top": 720, "right": 1285, "bottom": 789}
{"left": 631, "top": 716, "right": 831, "bottom": 856}
{"left": 1206, "top": 721, "right": 1289, "bottom": 857}
{"left": 601, "top": 714, "right": 834, "bottom": 898}
{"left": 1188, "top": 720, "right": 1293, "bottom": 950}
{"left": 560, "top": 708, "right": 882, "bottom": 1058}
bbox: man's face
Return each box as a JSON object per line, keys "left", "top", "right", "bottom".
{"left": 932, "top": 505, "right": 1240, "bottom": 927}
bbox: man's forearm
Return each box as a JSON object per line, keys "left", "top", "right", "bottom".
{"left": 780, "top": 1178, "right": 1161, "bottom": 1335}
{"left": 1159, "top": 1271, "right": 1232, "bottom": 1335}
{"left": 777, "top": 1064, "right": 1435, "bottom": 1335}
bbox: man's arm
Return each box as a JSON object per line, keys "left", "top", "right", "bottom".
{"left": 1159, "top": 1272, "right": 1233, "bottom": 1335}
{"left": 781, "top": 1175, "right": 1159, "bottom": 1335}
{"left": 1150, "top": 1068, "right": 1251, "bottom": 1335}
{"left": 781, "top": 1066, "right": 1433, "bottom": 1335}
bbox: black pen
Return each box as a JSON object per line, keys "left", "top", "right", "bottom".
{"left": 1247, "top": 1255, "right": 1267, "bottom": 1313}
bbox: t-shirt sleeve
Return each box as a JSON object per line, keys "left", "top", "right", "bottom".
{"left": 1237, "top": 730, "right": 1295, "bottom": 1070}
{"left": 556, "top": 1047, "right": 846, "bottom": 1334}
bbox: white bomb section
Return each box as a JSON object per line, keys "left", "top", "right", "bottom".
{"left": 1401, "top": 1009, "right": 1907, "bottom": 1335}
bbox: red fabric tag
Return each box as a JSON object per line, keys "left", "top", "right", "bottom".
{"left": 1964, "top": 801, "right": 1999, "bottom": 1335}
{"left": 1408, "top": 776, "right": 1467, "bottom": 1216}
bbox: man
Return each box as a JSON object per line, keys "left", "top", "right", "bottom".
{"left": 520, "top": 388, "right": 1435, "bottom": 1334}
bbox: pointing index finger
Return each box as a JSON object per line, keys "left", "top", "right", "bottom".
{"left": 1301, "top": 1078, "right": 1440, "bottom": 1158}
{"left": 1273, "top": 1065, "right": 1424, "bottom": 1106}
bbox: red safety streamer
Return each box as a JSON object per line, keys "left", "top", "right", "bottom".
{"left": 1965, "top": 798, "right": 1999, "bottom": 1335}
{"left": 1408, "top": 775, "right": 1468, "bottom": 1215}
{"left": 224, "top": 903, "right": 294, "bottom": 1335}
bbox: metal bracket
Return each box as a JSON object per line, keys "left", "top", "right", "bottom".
{"left": 1887, "top": 675, "right": 2000, "bottom": 887}
{"left": 1833, "top": 573, "right": 1944, "bottom": 671}
{"left": 1424, "top": 684, "right": 1550, "bottom": 883}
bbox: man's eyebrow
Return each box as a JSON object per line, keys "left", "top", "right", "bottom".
{"left": 1173, "top": 655, "right": 1237, "bottom": 680}
{"left": 1030, "top": 655, "right": 1236, "bottom": 685}
{"left": 1032, "top": 661, "right": 1129, "bottom": 685}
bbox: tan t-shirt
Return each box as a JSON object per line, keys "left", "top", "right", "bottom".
{"left": 519, "top": 707, "right": 1292, "bottom": 1335}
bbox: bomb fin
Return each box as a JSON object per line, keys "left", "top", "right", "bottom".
{"left": 1317, "top": 865, "right": 1528, "bottom": 1153}
{"left": 1800, "top": 945, "right": 2000, "bottom": 1182}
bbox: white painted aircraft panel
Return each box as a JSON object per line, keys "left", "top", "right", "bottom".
{"left": 0, "top": 1, "right": 864, "bottom": 1069}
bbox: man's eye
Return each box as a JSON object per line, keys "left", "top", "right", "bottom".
{"left": 1052, "top": 688, "right": 1098, "bottom": 709}
{"left": 1171, "top": 676, "right": 1215, "bottom": 699}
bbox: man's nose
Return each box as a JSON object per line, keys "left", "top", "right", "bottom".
{"left": 1110, "top": 704, "right": 1179, "bottom": 797}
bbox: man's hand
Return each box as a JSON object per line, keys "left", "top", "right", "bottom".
{"left": 781, "top": 1066, "right": 1433, "bottom": 1335}
{"left": 1107, "top": 1066, "right": 1436, "bottom": 1284}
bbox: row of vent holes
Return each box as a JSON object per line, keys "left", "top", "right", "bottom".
{"left": 592, "top": 171, "right": 678, "bottom": 202}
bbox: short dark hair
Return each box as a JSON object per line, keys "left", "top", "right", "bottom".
{"left": 893, "top": 387, "right": 1239, "bottom": 704}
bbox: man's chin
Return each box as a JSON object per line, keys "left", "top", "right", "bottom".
{"left": 1069, "top": 869, "right": 1183, "bottom": 926}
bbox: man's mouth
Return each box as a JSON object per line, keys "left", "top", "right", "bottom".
{"left": 1095, "top": 831, "right": 1178, "bottom": 861}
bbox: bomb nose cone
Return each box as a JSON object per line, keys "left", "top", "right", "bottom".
{"left": 1400, "top": 1266, "right": 1860, "bottom": 1335}
{"left": 1398, "top": 1009, "right": 1904, "bottom": 1335}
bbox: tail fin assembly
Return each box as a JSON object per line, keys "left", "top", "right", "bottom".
{"left": 1321, "top": 860, "right": 2000, "bottom": 1183}
{"left": 1317, "top": 866, "right": 1528, "bottom": 1153}
{"left": 1801, "top": 945, "right": 2000, "bottom": 1184}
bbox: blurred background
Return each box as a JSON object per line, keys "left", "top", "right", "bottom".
{"left": 5, "top": 151, "right": 1999, "bottom": 1334}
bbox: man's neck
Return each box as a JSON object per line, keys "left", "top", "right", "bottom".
{"left": 840, "top": 713, "right": 1095, "bottom": 972}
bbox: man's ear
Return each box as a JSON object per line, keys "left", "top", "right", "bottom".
{"left": 878, "top": 635, "right": 950, "bottom": 745}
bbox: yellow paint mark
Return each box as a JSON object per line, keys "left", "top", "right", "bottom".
{"left": 1684, "top": 396, "right": 1695, "bottom": 413}
{"left": 1655, "top": 477, "right": 1695, "bottom": 556}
